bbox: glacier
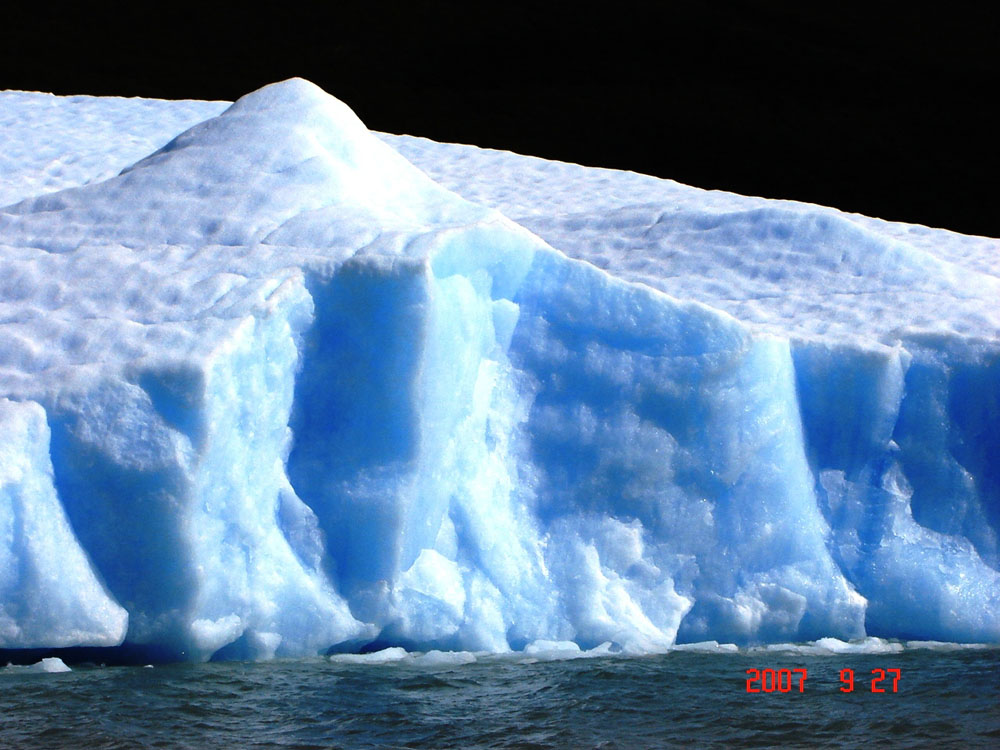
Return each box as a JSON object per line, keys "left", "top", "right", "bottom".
{"left": 0, "top": 78, "right": 997, "bottom": 661}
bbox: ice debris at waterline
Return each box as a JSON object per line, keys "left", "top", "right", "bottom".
{"left": 0, "top": 79, "right": 997, "bottom": 661}
{"left": 1, "top": 657, "right": 72, "bottom": 674}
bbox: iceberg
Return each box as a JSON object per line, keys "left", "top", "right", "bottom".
{"left": 0, "top": 78, "right": 996, "bottom": 660}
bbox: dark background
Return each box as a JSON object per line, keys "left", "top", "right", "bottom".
{"left": 2, "top": 2, "right": 997, "bottom": 236}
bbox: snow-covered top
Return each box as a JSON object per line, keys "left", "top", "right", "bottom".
{"left": 0, "top": 79, "right": 514, "bottom": 398}
{"left": 385, "top": 133, "right": 1000, "bottom": 278}
{"left": 1, "top": 78, "right": 998, "bottom": 371}
{"left": 386, "top": 134, "right": 1000, "bottom": 345}
{"left": 0, "top": 79, "right": 489, "bottom": 252}
{"left": 0, "top": 91, "right": 226, "bottom": 208}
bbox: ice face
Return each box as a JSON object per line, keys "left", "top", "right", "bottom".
{"left": 0, "top": 399, "right": 127, "bottom": 647}
{"left": 0, "top": 79, "right": 997, "bottom": 659}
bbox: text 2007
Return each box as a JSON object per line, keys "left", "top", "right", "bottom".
{"left": 745, "top": 668, "right": 901, "bottom": 693}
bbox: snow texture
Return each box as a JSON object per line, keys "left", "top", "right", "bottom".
{"left": 0, "top": 79, "right": 997, "bottom": 660}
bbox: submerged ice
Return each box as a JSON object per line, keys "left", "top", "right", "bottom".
{"left": 0, "top": 79, "right": 997, "bottom": 660}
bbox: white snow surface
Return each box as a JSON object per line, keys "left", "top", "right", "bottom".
{"left": 0, "top": 79, "right": 997, "bottom": 660}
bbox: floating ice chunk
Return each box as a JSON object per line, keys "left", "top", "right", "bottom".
{"left": 903, "top": 641, "right": 996, "bottom": 652}
{"left": 672, "top": 641, "right": 740, "bottom": 653}
{"left": 329, "top": 647, "right": 410, "bottom": 665}
{"left": 1, "top": 657, "right": 71, "bottom": 673}
{"left": 521, "top": 640, "right": 618, "bottom": 661}
{"left": 524, "top": 640, "right": 583, "bottom": 655}
{"left": 755, "top": 637, "right": 905, "bottom": 655}
{"left": 810, "top": 637, "right": 905, "bottom": 654}
{"left": 414, "top": 650, "right": 477, "bottom": 667}
{"left": 35, "top": 657, "right": 72, "bottom": 673}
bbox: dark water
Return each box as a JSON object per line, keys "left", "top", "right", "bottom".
{"left": 2, "top": 647, "right": 998, "bottom": 749}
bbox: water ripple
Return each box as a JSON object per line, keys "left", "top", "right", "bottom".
{"left": 0, "top": 650, "right": 997, "bottom": 748}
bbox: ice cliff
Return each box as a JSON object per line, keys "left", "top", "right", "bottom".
{"left": 0, "top": 79, "right": 997, "bottom": 660}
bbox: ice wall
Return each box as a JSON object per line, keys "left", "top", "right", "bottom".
{"left": 0, "top": 399, "right": 127, "bottom": 647}
{"left": 387, "top": 135, "right": 1000, "bottom": 645}
{"left": 0, "top": 79, "right": 997, "bottom": 659}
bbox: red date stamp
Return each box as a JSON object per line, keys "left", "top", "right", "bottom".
{"left": 745, "top": 668, "right": 901, "bottom": 693}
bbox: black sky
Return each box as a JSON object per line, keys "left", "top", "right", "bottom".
{"left": 2, "top": 2, "right": 997, "bottom": 237}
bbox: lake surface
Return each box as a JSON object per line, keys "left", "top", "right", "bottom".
{"left": 2, "top": 645, "right": 998, "bottom": 748}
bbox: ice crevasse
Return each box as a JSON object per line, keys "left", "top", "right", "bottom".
{"left": 0, "top": 78, "right": 997, "bottom": 660}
